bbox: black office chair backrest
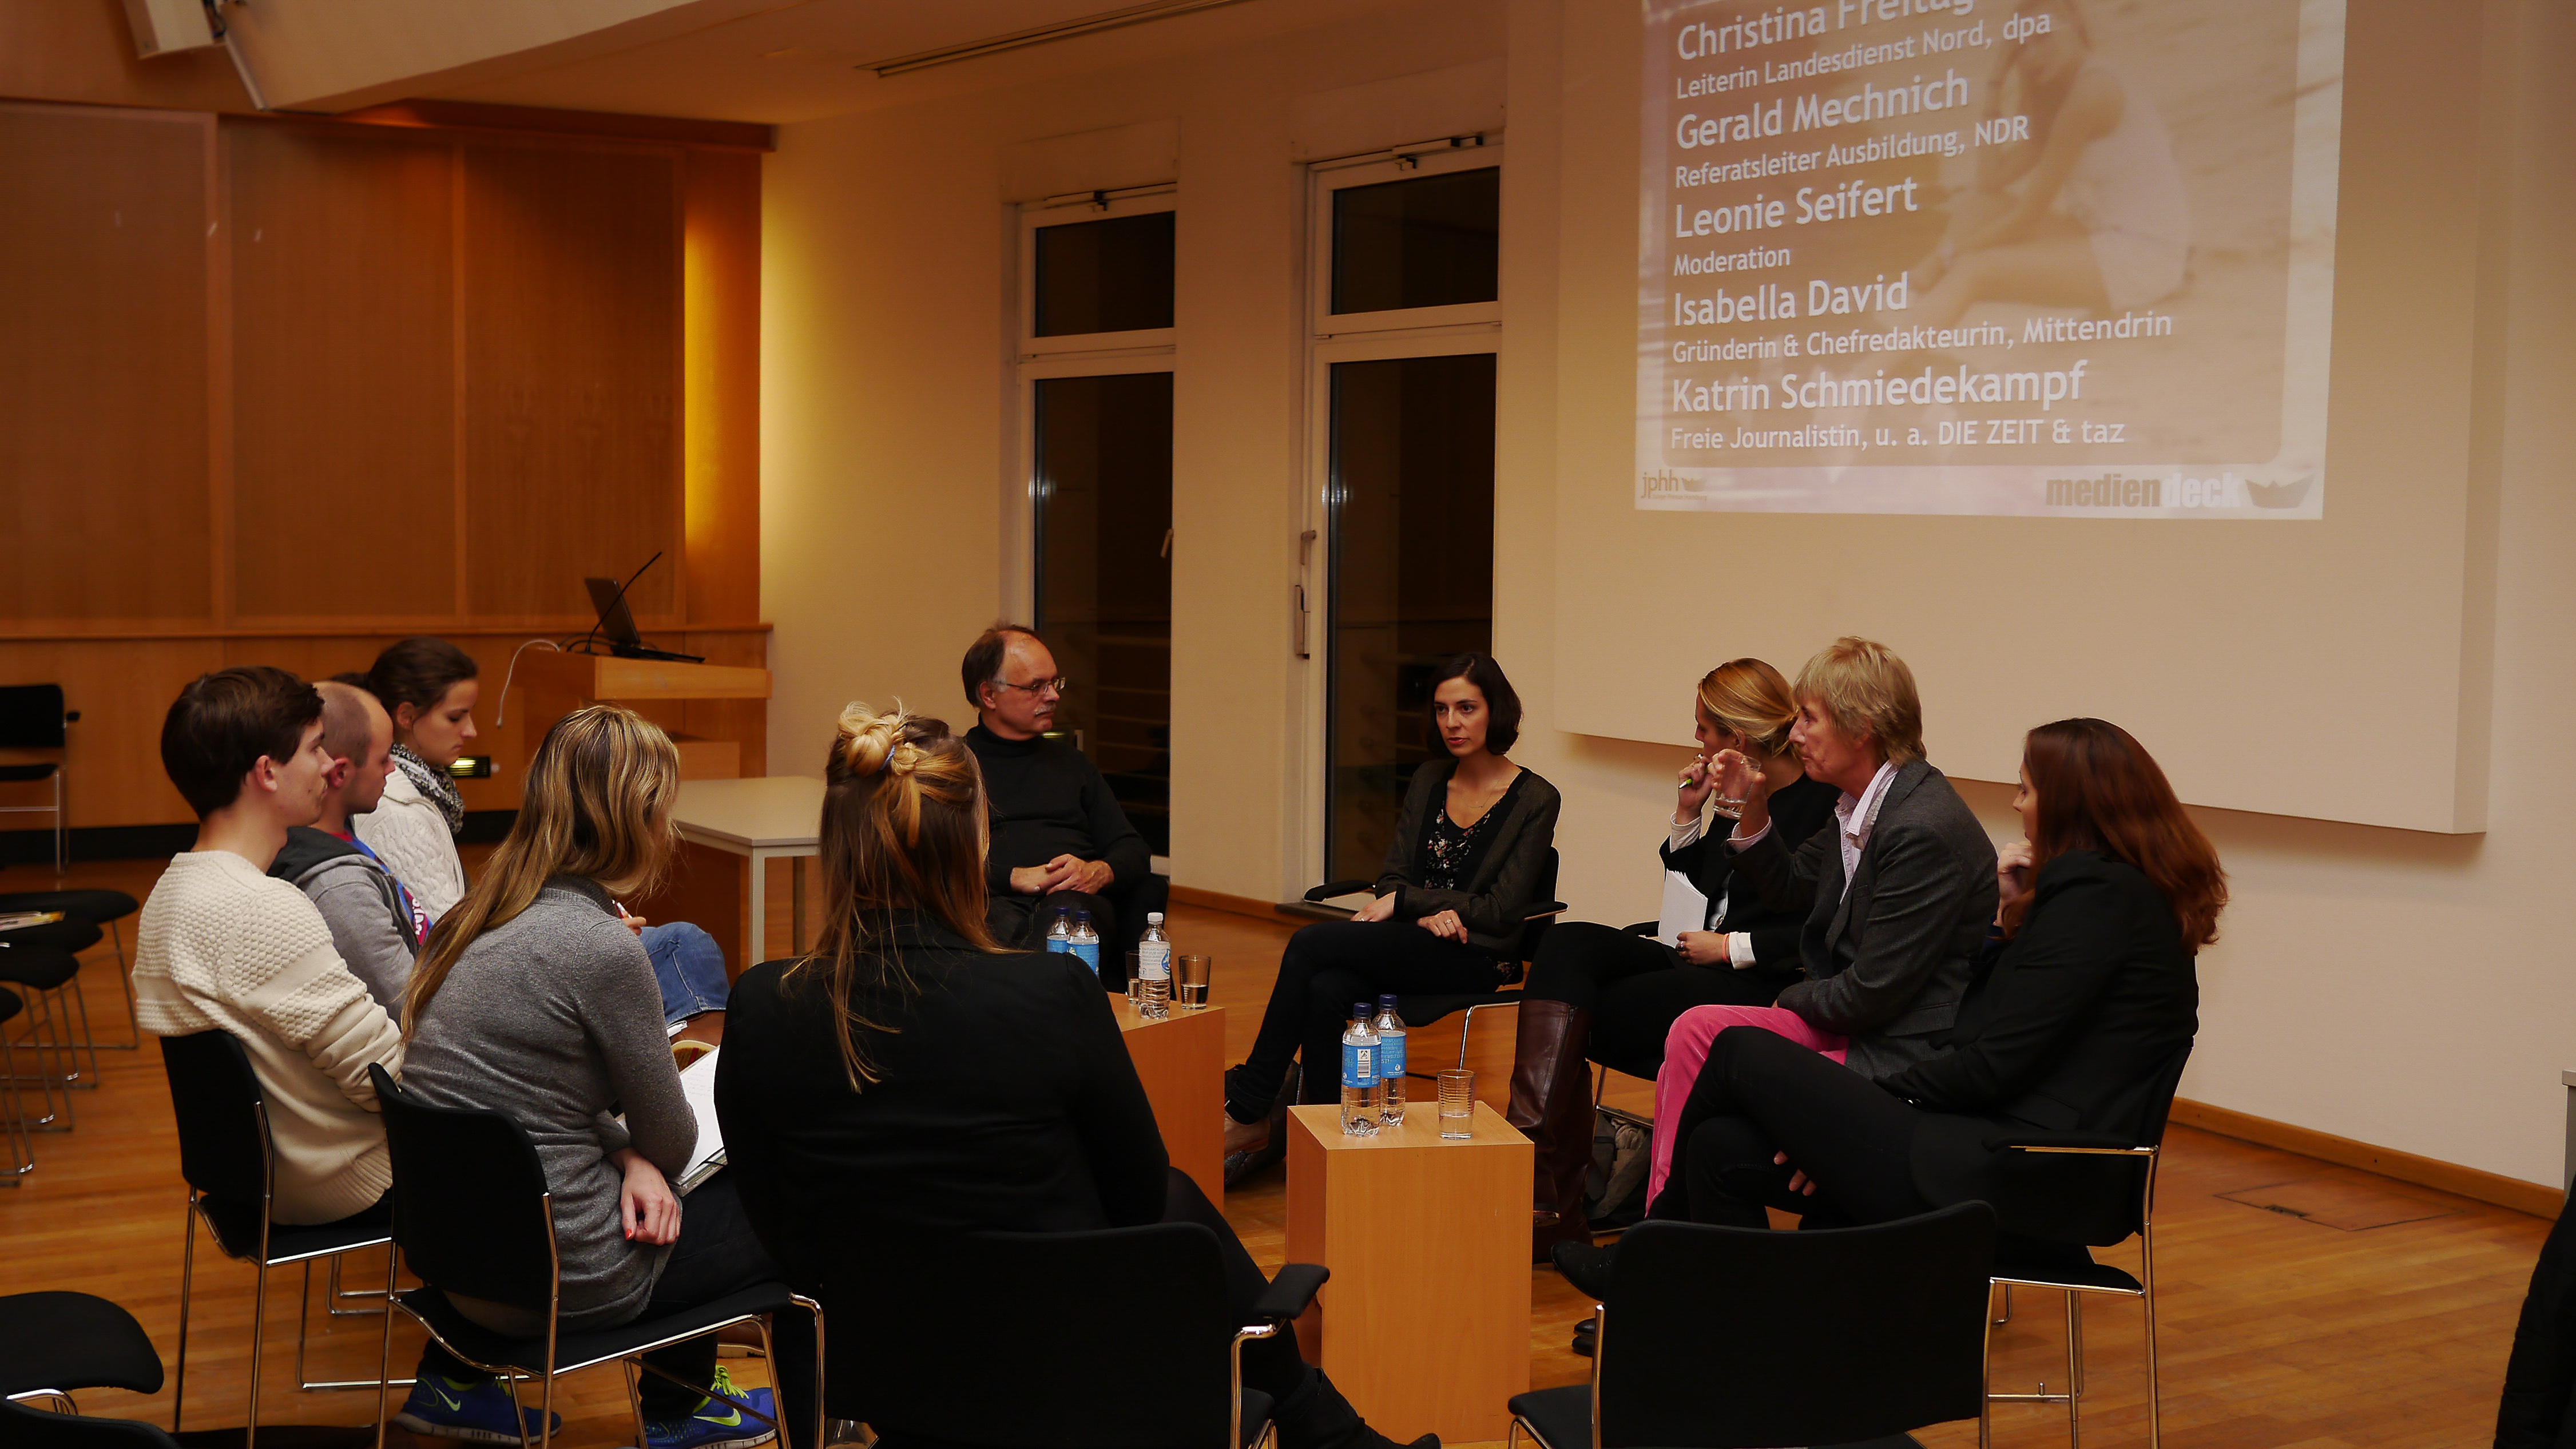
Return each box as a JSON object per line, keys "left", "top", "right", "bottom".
{"left": 0, "top": 1399, "right": 185, "bottom": 1448}
{"left": 1598, "top": 1204, "right": 1995, "bottom": 1448}
{"left": 827, "top": 1221, "right": 1237, "bottom": 1449}
{"left": 0, "top": 685, "right": 68, "bottom": 750}
{"left": 368, "top": 1063, "right": 558, "bottom": 1313}
{"left": 158, "top": 1030, "right": 272, "bottom": 1204}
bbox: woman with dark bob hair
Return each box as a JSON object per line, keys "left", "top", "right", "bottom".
{"left": 1559, "top": 717, "right": 2221, "bottom": 1290}
{"left": 1221, "top": 655, "right": 1560, "bottom": 1180}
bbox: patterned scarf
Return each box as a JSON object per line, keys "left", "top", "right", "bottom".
{"left": 391, "top": 743, "right": 466, "bottom": 837}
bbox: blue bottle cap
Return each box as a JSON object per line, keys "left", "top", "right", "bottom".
{"left": 1354, "top": 1002, "right": 1373, "bottom": 1020}
{"left": 1380, "top": 994, "right": 1399, "bottom": 1008}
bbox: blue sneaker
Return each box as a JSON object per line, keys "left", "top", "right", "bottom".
{"left": 644, "top": 1365, "right": 776, "bottom": 1449}
{"left": 394, "top": 1373, "right": 563, "bottom": 1444}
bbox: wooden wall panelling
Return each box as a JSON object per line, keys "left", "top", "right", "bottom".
{"left": 225, "top": 120, "right": 459, "bottom": 621}
{"left": 679, "top": 629, "right": 769, "bottom": 779}
{"left": 682, "top": 148, "right": 762, "bottom": 626}
{"left": 459, "top": 141, "right": 684, "bottom": 622}
{"left": 0, "top": 103, "right": 215, "bottom": 626}
{"left": 0, "top": 638, "right": 225, "bottom": 827}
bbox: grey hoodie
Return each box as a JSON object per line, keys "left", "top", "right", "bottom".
{"left": 268, "top": 826, "right": 418, "bottom": 1022}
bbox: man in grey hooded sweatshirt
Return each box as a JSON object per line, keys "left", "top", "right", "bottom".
{"left": 268, "top": 680, "right": 423, "bottom": 1019}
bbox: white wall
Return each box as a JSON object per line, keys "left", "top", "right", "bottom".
{"left": 766, "top": 0, "right": 2576, "bottom": 1188}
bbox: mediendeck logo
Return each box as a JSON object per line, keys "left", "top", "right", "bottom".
{"left": 2042, "top": 471, "right": 2313, "bottom": 510}
{"left": 1641, "top": 469, "right": 1697, "bottom": 497}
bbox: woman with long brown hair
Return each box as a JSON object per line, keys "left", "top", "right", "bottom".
{"left": 397, "top": 705, "right": 807, "bottom": 1449}
{"left": 715, "top": 705, "right": 1430, "bottom": 1449}
{"left": 1556, "top": 717, "right": 2220, "bottom": 1290}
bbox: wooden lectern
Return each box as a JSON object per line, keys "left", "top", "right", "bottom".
{"left": 514, "top": 652, "right": 771, "bottom": 780}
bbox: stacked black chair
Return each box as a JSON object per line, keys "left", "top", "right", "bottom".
{"left": 1297, "top": 847, "right": 1566, "bottom": 1078}
{"left": 367, "top": 1063, "right": 824, "bottom": 1449}
{"left": 0, "top": 1291, "right": 166, "bottom": 1416}
{"left": 825, "top": 1221, "right": 1328, "bottom": 1448}
{"left": 159, "top": 1031, "right": 401, "bottom": 1445}
{"left": 1984, "top": 1044, "right": 2195, "bottom": 1449}
{"left": 0, "top": 987, "right": 35, "bottom": 1183}
{"left": 0, "top": 1399, "right": 186, "bottom": 1448}
{"left": 0, "top": 684, "right": 74, "bottom": 874}
{"left": 1511, "top": 1203, "right": 1998, "bottom": 1449}
{"left": 0, "top": 888, "right": 144, "bottom": 1050}
{"left": 0, "top": 938, "right": 98, "bottom": 1122}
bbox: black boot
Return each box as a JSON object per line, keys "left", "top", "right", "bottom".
{"left": 1270, "top": 1364, "right": 1438, "bottom": 1449}
{"left": 1506, "top": 999, "right": 1597, "bottom": 1260}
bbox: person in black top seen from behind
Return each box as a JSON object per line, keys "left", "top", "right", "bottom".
{"left": 1221, "top": 656, "right": 1561, "bottom": 1182}
{"left": 716, "top": 704, "right": 1431, "bottom": 1449}
{"left": 960, "top": 624, "right": 1164, "bottom": 985}
{"left": 1555, "top": 717, "right": 2219, "bottom": 1294}
{"left": 1511, "top": 658, "right": 1836, "bottom": 1256}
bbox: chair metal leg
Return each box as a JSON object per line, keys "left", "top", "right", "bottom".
{"left": 0, "top": 1031, "right": 33, "bottom": 1184}
{"left": 9, "top": 990, "right": 70, "bottom": 1130}
{"left": 2064, "top": 1290, "right": 2083, "bottom": 1448}
{"left": 374, "top": 1243, "right": 399, "bottom": 1449}
{"left": 328, "top": 1251, "right": 392, "bottom": 1316}
{"left": 63, "top": 975, "right": 100, "bottom": 1089}
{"left": 173, "top": 1203, "right": 197, "bottom": 1432}
{"left": 247, "top": 1258, "right": 270, "bottom": 1449}
{"left": 1977, "top": 1261, "right": 1997, "bottom": 1449}
{"left": 1994, "top": 1282, "right": 2013, "bottom": 1325}
{"left": 2140, "top": 1221, "right": 2162, "bottom": 1449}
{"left": 620, "top": 1359, "right": 648, "bottom": 1449}
{"left": 103, "top": 919, "right": 140, "bottom": 1050}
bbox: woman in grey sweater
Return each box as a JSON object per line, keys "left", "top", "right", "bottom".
{"left": 399, "top": 705, "right": 805, "bottom": 1449}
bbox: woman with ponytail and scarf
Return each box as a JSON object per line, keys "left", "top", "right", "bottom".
{"left": 715, "top": 705, "right": 1432, "bottom": 1449}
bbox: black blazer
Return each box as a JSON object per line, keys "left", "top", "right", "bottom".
{"left": 1660, "top": 774, "right": 1837, "bottom": 973}
{"left": 1728, "top": 757, "right": 1999, "bottom": 1081}
{"left": 714, "top": 917, "right": 1168, "bottom": 1290}
{"left": 1376, "top": 759, "right": 1562, "bottom": 958}
{"left": 1882, "top": 851, "right": 2200, "bottom": 1242}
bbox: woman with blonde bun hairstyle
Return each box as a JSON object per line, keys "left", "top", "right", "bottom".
{"left": 1509, "top": 659, "right": 1839, "bottom": 1257}
{"left": 716, "top": 705, "right": 1432, "bottom": 1449}
{"left": 398, "top": 705, "right": 809, "bottom": 1449}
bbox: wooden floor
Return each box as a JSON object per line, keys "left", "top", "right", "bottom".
{"left": 1, "top": 854, "right": 2542, "bottom": 1447}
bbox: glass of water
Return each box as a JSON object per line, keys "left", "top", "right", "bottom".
{"left": 1123, "top": 951, "right": 1142, "bottom": 1007}
{"left": 1177, "top": 955, "right": 1212, "bottom": 1010}
{"left": 1436, "top": 1069, "right": 1476, "bottom": 1140}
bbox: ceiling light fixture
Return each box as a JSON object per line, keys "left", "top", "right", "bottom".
{"left": 859, "top": 0, "right": 1260, "bottom": 77}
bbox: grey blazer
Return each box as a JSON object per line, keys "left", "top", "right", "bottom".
{"left": 1376, "top": 759, "right": 1562, "bottom": 959}
{"left": 1727, "top": 757, "right": 1998, "bottom": 1081}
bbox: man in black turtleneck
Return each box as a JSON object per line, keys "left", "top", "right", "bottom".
{"left": 961, "top": 625, "right": 1157, "bottom": 981}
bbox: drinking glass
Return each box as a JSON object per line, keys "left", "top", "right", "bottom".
{"left": 1122, "top": 951, "right": 1142, "bottom": 1007}
{"left": 1436, "top": 1070, "right": 1477, "bottom": 1140}
{"left": 1177, "top": 955, "right": 1212, "bottom": 1010}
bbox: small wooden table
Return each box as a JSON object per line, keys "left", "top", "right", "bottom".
{"left": 1114, "top": 998, "right": 1226, "bottom": 1205}
{"left": 1284, "top": 1101, "right": 1531, "bottom": 1443}
{"left": 648, "top": 776, "right": 824, "bottom": 975}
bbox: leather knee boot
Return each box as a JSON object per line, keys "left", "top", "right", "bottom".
{"left": 1506, "top": 999, "right": 1598, "bottom": 1259}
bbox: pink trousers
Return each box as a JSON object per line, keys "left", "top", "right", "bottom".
{"left": 1646, "top": 1006, "right": 1847, "bottom": 1207}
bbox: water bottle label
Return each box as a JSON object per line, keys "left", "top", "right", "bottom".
{"left": 1378, "top": 1034, "right": 1405, "bottom": 1081}
{"left": 1137, "top": 943, "right": 1172, "bottom": 981}
{"left": 1070, "top": 943, "right": 1100, "bottom": 975}
{"left": 1341, "top": 1042, "right": 1374, "bottom": 1089}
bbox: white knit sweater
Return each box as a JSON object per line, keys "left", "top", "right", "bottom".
{"left": 354, "top": 769, "right": 467, "bottom": 919}
{"left": 134, "top": 850, "right": 406, "bottom": 1224}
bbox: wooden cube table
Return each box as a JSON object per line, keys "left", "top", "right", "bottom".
{"left": 1114, "top": 998, "right": 1227, "bottom": 1205}
{"left": 1284, "top": 1101, "right": 1531, "bottom": 1443}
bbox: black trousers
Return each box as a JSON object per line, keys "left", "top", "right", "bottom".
{"left": 1230, "top": 920, "right": 1503, "bottom": 1115}
{"left": 1160, "top": 1169, "right": 1315, "bottom": 1404}
{"left": 1521, "top": 920, "right": 1791, "bottom": 1079}
{"left": 632, "top": 1174, "right": 817, "bottom": 1442}
{"left": 1650, "top": 1026, "right": 1933, "bottom": 1230}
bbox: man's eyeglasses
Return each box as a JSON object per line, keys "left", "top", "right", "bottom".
{"left": 989, "top": 676, "right": 1070, "bottom": 697}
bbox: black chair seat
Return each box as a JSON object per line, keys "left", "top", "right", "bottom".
{"left": 191, "top": 1196, "right": 390, "bottom": 1267}
{"left": 0, "top": 920, "right": 109, "bottom": 954}
{"left": 1994, "top": 1248, "right": 2143, "bottom": 1295}
{"left": 0, "top": 1399, "right": 184, "bottom": 1448}
{"left": 399, "top": 1281, "right": 805, "bottom": 1379}
{"left": 1505, "top": 1385, "right": 1924, "bottom": 1449}
{"left": 0, "top": 943, "right": 86, "bottom": 990}
{"left": 0, "top": 1291, "right": 165, "bottom": 1398}
{"left": 0, "top": 763, "right": 58, "bottom": 784}
{"left": 0, "top": 891, "right": 140, "bottom": 926}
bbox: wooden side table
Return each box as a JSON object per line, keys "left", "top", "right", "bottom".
{"left": 1284, "top": 1101, "right": 1530, "bottom": 1443}
{"left": 1115, "top": 998, "right": 1227, "bottom": 1205}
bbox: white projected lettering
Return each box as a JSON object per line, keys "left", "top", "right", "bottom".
{"left": 1636, "top": 0, "right": 2344, "bottom": 517}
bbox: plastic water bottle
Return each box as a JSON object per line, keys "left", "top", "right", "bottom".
{"left": 1067, "top": 911, "right": 1101, "bottom": 978}
{"left": 1045, "top": 909, "right": 1074, "bottom": 961}
{"left": 1340, "top": 1003, "right": 1382, "bottom": 1137}
{"left": 1373, "top": 995, "right": 1407, "bottom": 1126}
{"left": 1136, "top": 912, "right": 1172, "bottom": 1019}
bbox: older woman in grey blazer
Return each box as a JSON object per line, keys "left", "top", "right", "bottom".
{"left": 1222, "top": 656, "right": 1559, "bottom": 1174}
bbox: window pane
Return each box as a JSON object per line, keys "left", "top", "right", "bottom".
{"left": 1325, "top": 352, "right": 1497, "bottom": 882}
{"left": 1330, "top": 167, "right": 1499, "bottom": 315}
{"left": 1033, "top": 211, "right": 1175, "bottom": 336}
{"left": 1035, "top": 372, "right": 1173, "bottom": 856}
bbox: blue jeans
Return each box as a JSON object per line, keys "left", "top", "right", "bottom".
{"left": 641, "top": 922, "right": 729, "bottom": 1023}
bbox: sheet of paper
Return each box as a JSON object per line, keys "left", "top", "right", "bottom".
{"left": 1656, "top": 870, "right": 1708, "bottom": 946}
{"left": 674, "top": 1045, "right": 727, "bottom": 1194}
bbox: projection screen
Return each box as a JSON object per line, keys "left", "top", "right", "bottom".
{"left": 1635, "top": 0, "right": 2344, "bottom": 518}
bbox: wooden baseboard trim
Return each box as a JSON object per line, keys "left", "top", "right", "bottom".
{"left": 1168, "top": 884, "right": 1299, "bottom": 923}
{"left": 2172, "top": 1097, "right": 2563, "bottom": 1220}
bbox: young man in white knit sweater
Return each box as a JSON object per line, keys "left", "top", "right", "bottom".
{"left": 134, "top": 666, "right": 407, "bottom": 1225}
